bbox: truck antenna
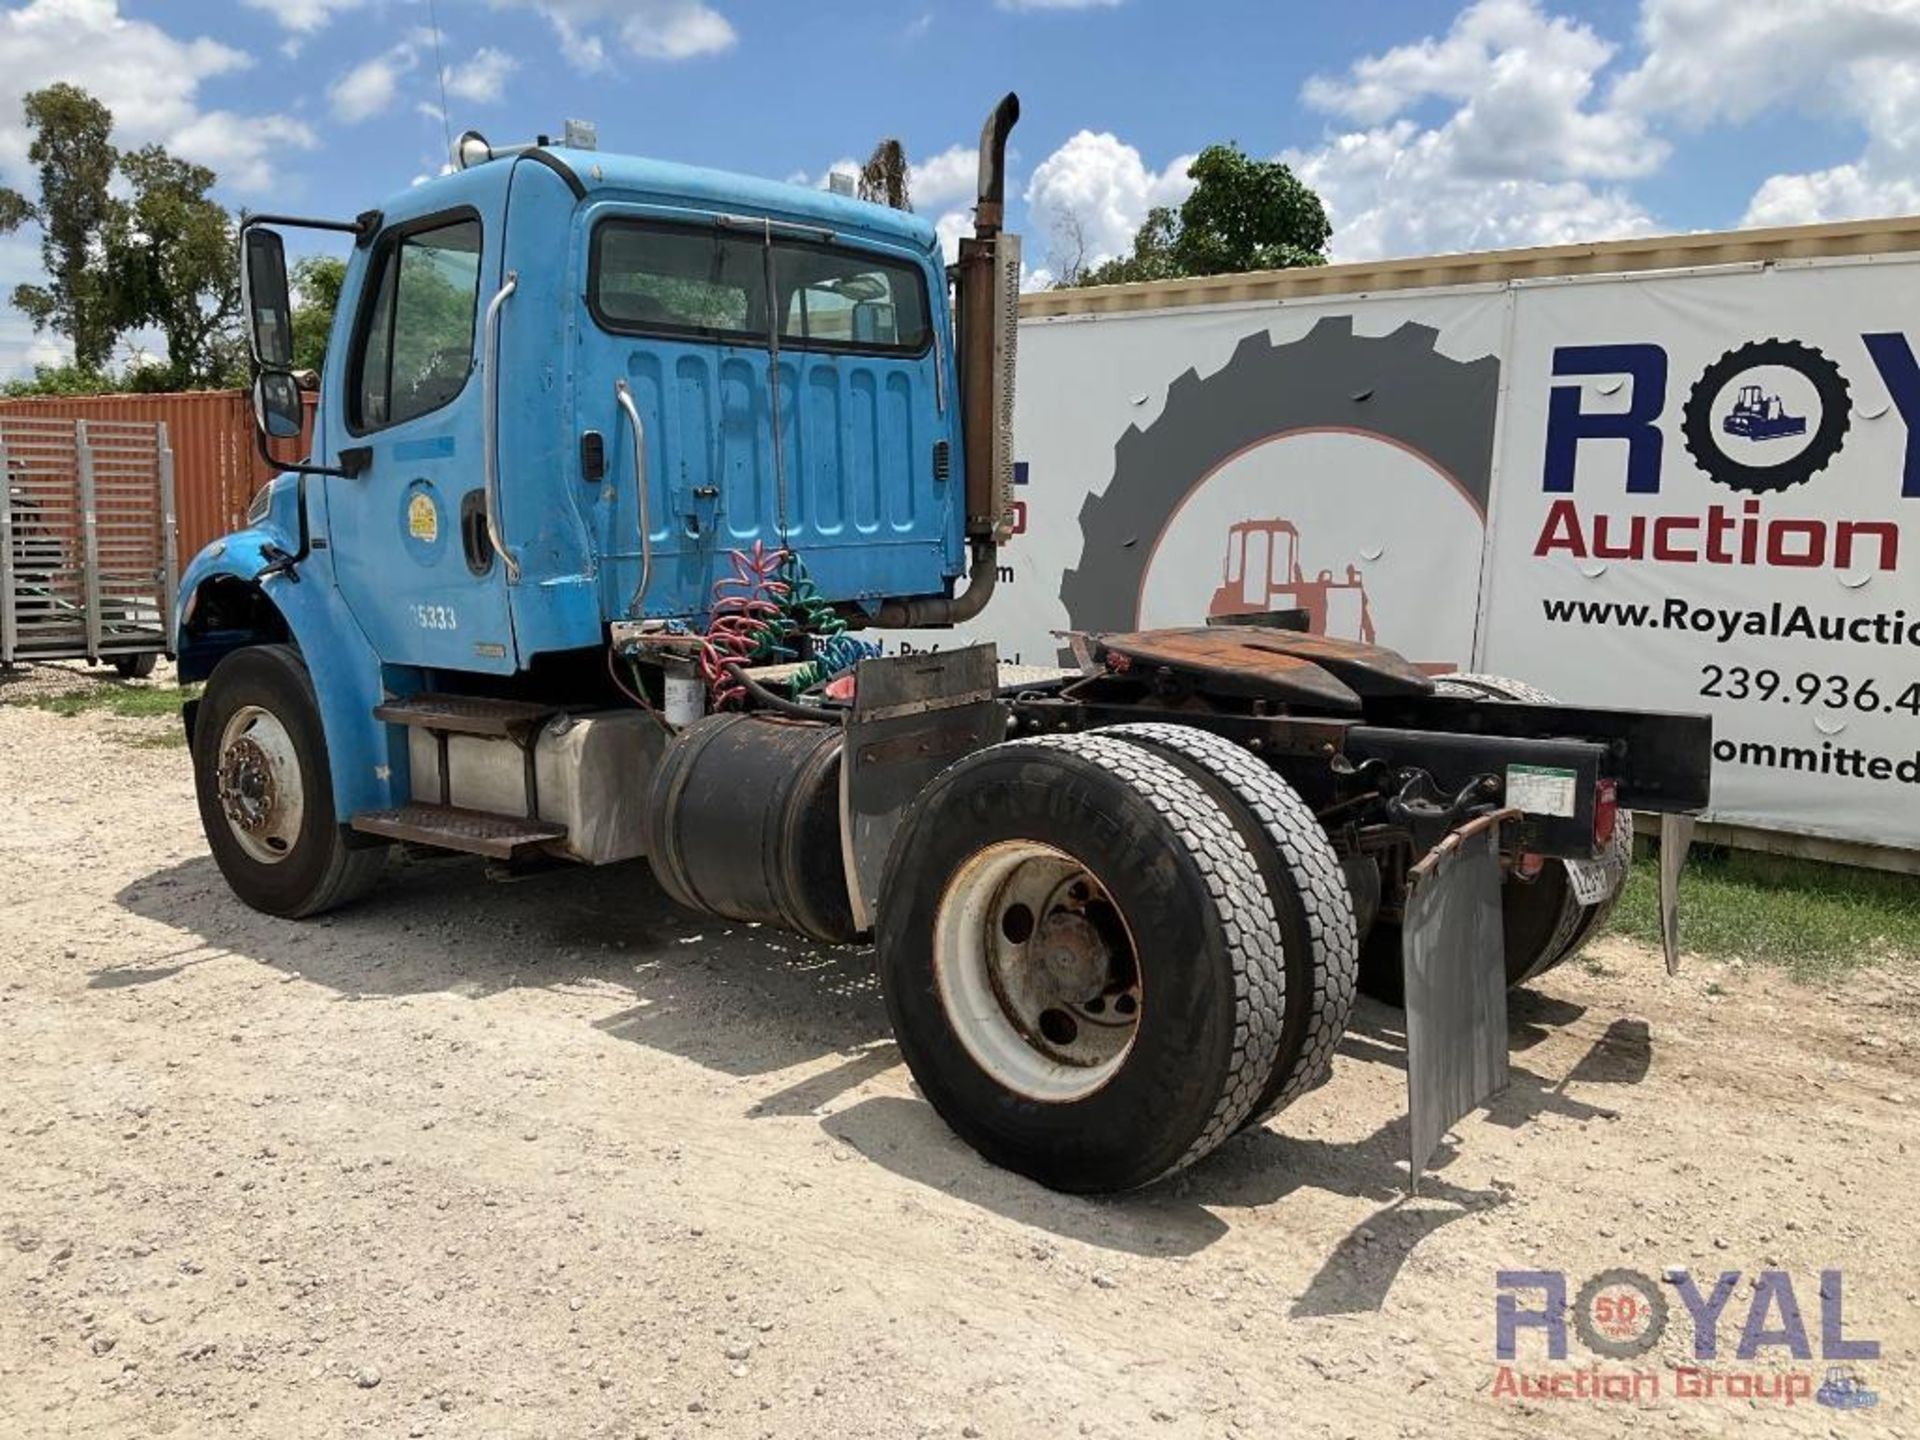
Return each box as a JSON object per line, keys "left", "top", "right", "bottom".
{"left": 426, "top": 0, "right": 452, "bottom": 156}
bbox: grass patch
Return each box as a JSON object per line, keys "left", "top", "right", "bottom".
{"left": 125, "top": 729, "right": 187, "bottom": 750}
{"left": 1610, "top": 845, "right": 1920, "bottom": 981}
{"left": 26, "top": 682, "right": 197, "bottom": 721}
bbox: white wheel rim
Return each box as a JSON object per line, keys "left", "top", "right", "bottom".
{"left": 932, "top": 840, "right": 1142, "bottom": 1103}
{"left": 216, "top": 704, "right": 304, "bottom": 865}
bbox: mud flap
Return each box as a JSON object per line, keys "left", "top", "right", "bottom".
{"left": 840, "top": 644, "right": 1005, "bottom": 933}
{"left": 1402, "top": 809, "right": 1517, "bottom": 1190}
{"left": 1658, "top": 813, "right": 1696, "bottom": 975}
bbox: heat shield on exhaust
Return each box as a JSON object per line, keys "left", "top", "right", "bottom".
{"left": 1402, "top": 810, "right": 1515, "bottom": 1189}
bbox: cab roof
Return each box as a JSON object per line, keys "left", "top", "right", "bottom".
{"left": 405, "top": 145, "right": 945, "bottom": 258}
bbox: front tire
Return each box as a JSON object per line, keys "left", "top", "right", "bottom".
{"left": 878, "top": 733, "right": 1287, "bottom": 1193}
{"left": 192, "top": 644, "right": 386, "bottom": 918}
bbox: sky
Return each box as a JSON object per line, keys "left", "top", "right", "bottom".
{"left": 4, "top": 0, "right": 1920, "bottom": 378}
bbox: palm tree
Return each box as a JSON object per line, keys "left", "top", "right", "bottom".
{"left": 858, "top": 139, "right": 911, "bottom": 211}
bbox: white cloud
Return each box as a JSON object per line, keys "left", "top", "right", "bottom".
{"left": 1609, "top": 0, "right": 1920, "bottom": 228}
{"left": 166, "top": 112, "right": 320, "bottom": 192}
{"left": 1615, "top": 0, "right": 1920, "bottom": 128}
{"left": 0, "top": 1, "right": 318, "bottom": 377}
{"left": 239, "top": 0, "right": 365, "bottom": 34}
{"left": 446, "top": 46, "right": 517, "bottom": 104}
{"left": 909, "top": 144, "right": 977, "bottom": 212}
{"left": 1742, "top": 163, "right": 1920, "bottom": 227}
{"left": 1023, "top": 130, "right": 1195, "bottom": 273}
{"left": 329, "top": 49, "right": 411, "bottom": 124}
{"left": 0, "top": 0, "right": 315, "bottom": 192}
{"left": 0, "top": 231, "right": 65, "bottom": 381}
{"left": 510, "top": 1, "right": 738, "bottom": 69}
{"left": 1287, "top": 125, "right": 1655, "bottom": 261}
{"left": 1290, "top": 0, "right": 1661, "bottom": 260}
{"left": 1302, "top": 0, "right": 1663, "bottom": 185}
{"left": 933, "top": 209, "right": 970, "bottom": 265}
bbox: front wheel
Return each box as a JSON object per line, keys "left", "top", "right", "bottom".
{"left": 878, "top": 733, "right": 1288, "bottom": 1193}
{"left": 191, "top": 644, "right": 386, "bottom": 918}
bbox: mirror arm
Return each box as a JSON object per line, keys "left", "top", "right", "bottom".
{"left": 251, "top": 417, "right": 355, "bottom": 480}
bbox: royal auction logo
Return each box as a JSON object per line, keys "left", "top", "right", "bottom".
{"left": 1494, "top": 1266, "right": 1882, "bottom": 1410}
{"left": 1534, "top": 334, "right": 1920, "bottom": 573}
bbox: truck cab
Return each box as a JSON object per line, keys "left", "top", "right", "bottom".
{"left": 178, "top": 106, "right": 1020, "bottom": 909}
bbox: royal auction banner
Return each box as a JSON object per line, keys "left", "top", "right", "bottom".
{"left": 1479, "top": 260, "right": 1920, "bottom": 848}
{"left": 880, "top": 252, "right": 1920, "bottom": 851}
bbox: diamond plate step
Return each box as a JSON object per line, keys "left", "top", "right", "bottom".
{"left": 350, "top": 803, "right": 566, "bottom": 859}
{"left": 373, "top": 693, "right": 560, "bottom": 739}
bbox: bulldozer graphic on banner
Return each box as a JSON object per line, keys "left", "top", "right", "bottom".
{"left": 1722, "top": 383, "right": 1807, "bottom": 441}
{"left": 1207, "top": 516, "right": 1378, "bottom": 641}
{"left": 1206, "top": 516, "right": 1461, "bottom": 674}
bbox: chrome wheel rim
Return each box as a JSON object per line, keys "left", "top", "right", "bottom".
{"left": 932, "top": 840, "right": 1141, "bottom": 1102}
{"left": 216, "top": 704, "right": 304, "bottom": 866}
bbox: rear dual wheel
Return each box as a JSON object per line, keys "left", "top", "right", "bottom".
{"left": 878, "top": 729, "right": 1353, "bottom": 1193}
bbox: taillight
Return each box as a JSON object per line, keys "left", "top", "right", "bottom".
{"left": 1594, "top": 778, "right": 1618, "bottom": 847}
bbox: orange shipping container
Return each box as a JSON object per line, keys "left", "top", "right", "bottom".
{"left": 0, "top": 389, "right": 316, "bottom": 561}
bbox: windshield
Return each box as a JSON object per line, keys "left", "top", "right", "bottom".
{"left": 589, "top": 218, "right": 933, "bottom": 357}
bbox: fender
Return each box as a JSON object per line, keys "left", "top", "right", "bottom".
{"left": 175, "top": 482, "right": 414, "bottom": 818}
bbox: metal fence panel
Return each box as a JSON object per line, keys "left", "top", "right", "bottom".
{"left": 1, "top": 414, "right": 175, "bottom": 666}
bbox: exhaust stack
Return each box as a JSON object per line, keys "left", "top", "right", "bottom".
{"left": 872, "top": 92, "right": 1020, "bottom": 629}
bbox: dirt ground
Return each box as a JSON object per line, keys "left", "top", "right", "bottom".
{"left": 2, "top": 662, "right": 1915, "bottom": 1439}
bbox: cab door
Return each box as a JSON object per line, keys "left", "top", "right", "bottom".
{"left": 322, "top": 203, "right": 519, "bottom": 672}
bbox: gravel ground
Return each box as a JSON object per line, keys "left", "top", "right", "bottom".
{"left": 2, "top": 661, "right": 1916, "bottom": 1439}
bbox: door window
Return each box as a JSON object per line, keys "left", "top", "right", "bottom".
{"left": 351, "top": 216, "right": 483, "bottom": 432}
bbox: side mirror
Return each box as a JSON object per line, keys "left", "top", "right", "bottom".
{"left": 253, "top": 371, "right": 304, "bottom": 440}
{"left": 243, "top": 226, "right": 294, "bottom": 369}
{"left": 851, "top": 300, "right": 897, "bottom": 345}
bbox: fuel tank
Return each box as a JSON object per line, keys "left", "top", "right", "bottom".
{"left": 640, "top": 713, "right": 858, "bottom": 945}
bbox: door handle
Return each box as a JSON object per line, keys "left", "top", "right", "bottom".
{"left": 481, "top": 272, "right": 521, "bottom": 583}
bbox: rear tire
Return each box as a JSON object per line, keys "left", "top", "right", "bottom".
{"left": 113, "top": 652, "right": 157, "bottom": 680}
{"left": 192, "top": 644, "right": 386, "bottom": 919}
{"left": 1355, "top": 672, "right": 1634, "bottom": 1003}
{"left": 1098, "top": 723, "right": 1357, "bottom": 1130}
{"left": 877, "top": 733, "right": 1287, "bottom": 1193}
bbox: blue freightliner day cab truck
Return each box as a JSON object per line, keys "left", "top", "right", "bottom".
{"left": 177, "top": 97, "right": 1713, "bottom": 1193}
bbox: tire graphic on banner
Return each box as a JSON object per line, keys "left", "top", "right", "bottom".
{"left": 1060, "top": 316, "right": 1502, "bottom": 637}
{"left": 1681, "top": 338, "right": 1851, "bottom": 495}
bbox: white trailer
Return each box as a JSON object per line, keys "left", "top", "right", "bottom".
{"left": 923, "top": 217, "right": 1920, "bottom": 867}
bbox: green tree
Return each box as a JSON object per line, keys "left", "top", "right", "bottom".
{"left": 0, "top": 84, "right": 246, "bottom": 389}
{"left": 1065, "top": 144, "right": 1332, "bottom": 289}
{"left": 0, "top": 83, "right": 120, "bottom": 369}
{"left": 290, "top": 255, "right": 347, "bottom": 373}
{"left": 1, "top": 362, "right": 120, "bottom": 398}
{"left": 108, "top": 145, "right": 244, "bottom": 388}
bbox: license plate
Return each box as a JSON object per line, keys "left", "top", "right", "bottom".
{"left": 1565, "top": 855, "right": 1621, "bottom": 906}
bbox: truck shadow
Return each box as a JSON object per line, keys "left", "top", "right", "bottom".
{"left": 111, "top": 851, "right": 893, "bottom": 1079}
{"left": 113, "top": 854, "right": 1657, "bottom": 1303}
